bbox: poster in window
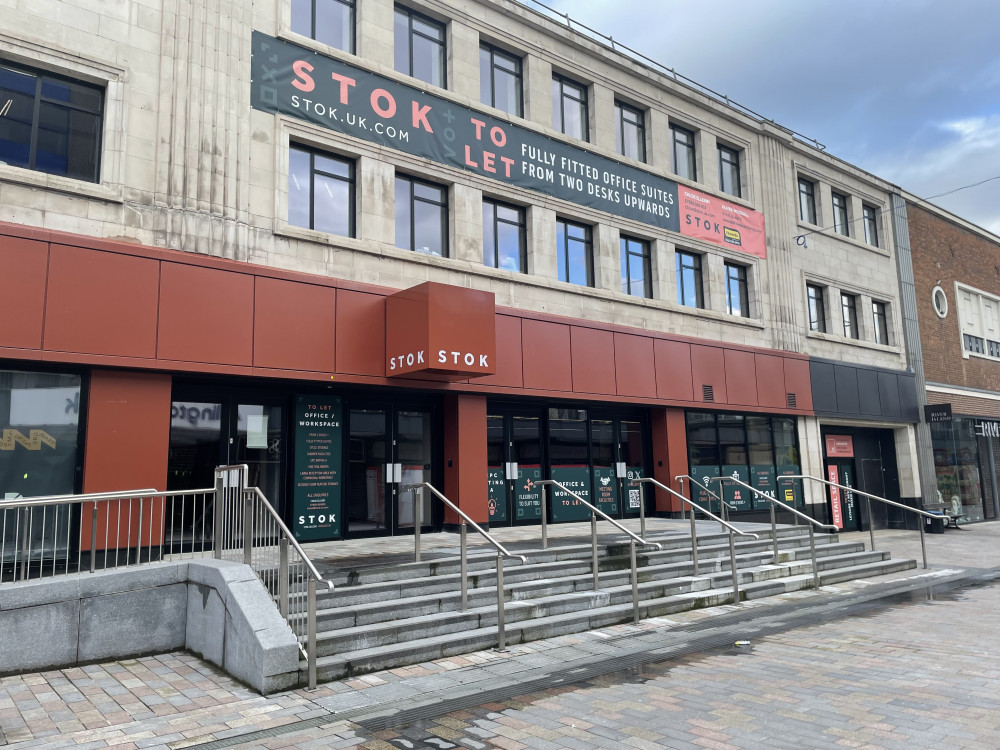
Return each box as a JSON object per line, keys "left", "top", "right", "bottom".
{"left": 592, "top": 467, "right": 619, "bottom": 516}
{"left": 776, "top": 465, "right": 804, "bottom": 508}
{"left": 750, "top": 465, "right": 777, "bottom": 510}
{"left": 721, "top": 465, "right": 751, "bottom": 511}
{"left": 292, "top": 396, "right": 343, "bottom": 541}
{"left": 515, "top": 465, "right": 543, "bottom": 520}
{"left": 551, "top": 466, "right": 592, "bottom": 522}
{"left": 488, "top": 467, "right": 507, "bottom": 523}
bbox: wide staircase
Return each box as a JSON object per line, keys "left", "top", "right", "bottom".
{"left": 302, "top": 523, "right": 915, "bottom": 683}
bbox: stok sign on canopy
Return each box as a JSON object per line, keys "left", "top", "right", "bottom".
{"left": 251, "top": 32, "right": 766, "bottom": 258}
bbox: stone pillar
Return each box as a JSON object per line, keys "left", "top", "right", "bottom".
{"left": 359, "top": 156, "right": 395, "bottom": 245}
{"left": 449, "top": 18, "right": 479, "bottom": 101}
{"left": 529, "top": 205, "right": 557, "bottom": 278}
{"left": 523, "top": 55, "right": 552, "bottom": 129}
{"left": 452, "top": 184, "right": 482, "bottom": 264}
{"left": 593, "top": 223, "right": 619, "bottom": 292}
{"left": 358, "top": 0, "right": 394, "bottom": 68}
{"left": 590, "top": 82, "right": 614, "bottom": 151}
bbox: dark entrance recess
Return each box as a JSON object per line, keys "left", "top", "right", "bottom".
{"left": 820, "top": 427, "right": 901, "bottom": 530}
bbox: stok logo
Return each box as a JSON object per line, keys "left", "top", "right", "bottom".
{"left": 0, "top": 430, "right": 56, "bottom": 451}
{"left": 723, "top": 227, "right": 742, "bottom": 246}
{"left": 389, "top": 349, "right": 490, "bottom": 370}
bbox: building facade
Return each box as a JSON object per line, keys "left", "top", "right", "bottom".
{"left": 0, "top": 0, "right": 921, "bottom": 550}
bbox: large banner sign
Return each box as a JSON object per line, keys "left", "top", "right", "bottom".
{"left": 293, "top": 395, "right": 343, "bottom": 541}
{"left": 251, "top": 32, "right": 765, "bottom": 254}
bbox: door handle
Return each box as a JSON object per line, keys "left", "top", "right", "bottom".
{"left": 393, "top": 463, "right": 402, "bottom": 483}
{"left": 506, "top": 462, "right": 518, "bottom": 480}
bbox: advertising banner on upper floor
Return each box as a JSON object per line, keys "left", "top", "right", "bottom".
{"left": 250, "top": 32, "right": 766, "bottom": 257}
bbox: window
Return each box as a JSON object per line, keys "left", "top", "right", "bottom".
{"left": 872, "top": 300, "right": 889, "bottom": 345}
{"left": 841, "top": 293, "right": 859, "bottom": 339}
{"left": 725, "top": 262, "right": 749, "bottom": 317}
{"left": 552, "top": 75, "right": 588, "bottom": 141}
{"left": 291, "top": 0, "right": 354, "bottom": 53}
{"left": 956, "top": 283, "right": 1000, "bottom": 359}
{"left": 615, "top": 101, "right": 645, "bottom": 162}
{"left": 0, "top": 61, "right": 103, "bottom": 183}
{"left": 394, "top": 5, "right": 445, "bottom": 87}
{"left": 556, "top": 218, "right": 592, "bottom": 286}
{"left": 675, "top": 251, "right": 703, "bottom": 308}
{"left": 620, "top": 236, "right": 651, "bottom": 298}
{"left": 395, "top": 175, "right": 447, "bottom": 256}
{"left": 718, "top": 145, "right": 741, "bottom": 198}
{"left": 807, "top": 284, "right": 826, "bottom": 332}
{"left": 798, "top": 178, "right": 816, "bottom": 224}
{"left": 482, "top": 199, "right": 525, "bottom": 272}
{"left": 288, "top": 146, "right": 355, "bottom": 237}
{"left": 832, "top": 192, "right": 849, "bottom": 236}
{"left": 671, "top": 124, "right": 697, "bottom": 181}
{"left": 863, "top": 204, "right": 880, "bottom": 247}
{"left": 479, "top": 43, "right": 521, "bottom": 117}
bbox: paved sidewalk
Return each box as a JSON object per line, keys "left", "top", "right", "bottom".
{"left": 2, "top": 522, "right": 998, "bottom": 749}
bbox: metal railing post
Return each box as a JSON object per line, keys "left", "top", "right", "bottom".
{"left": 89, "top": 504, "right": 98, "bottom": 574}
{"left": 866, "top": 496, "right": 876, "bottom": 552}
{"left": 279, "top": 538, "right": 290, "bottom": 619}
{"left": 21, "top": 509, "right": 32, "bottom": 580}
{"left": 307, "top": 578, "right": 317, "bottom": 690}
{"left": 243, "top": 493, "right": 253, "bottom": 566}
{"left": 689, "top": 504, "right": 699, "bottom": 575}
{"left": 213, "top": 471, "right": 225, "bottom": 559}
{"left": 496, "top": 553, "right": 506, "bottom": 651}
{"left": 639, "top": 486, "right": 646, "bottom": 537}
{"left": 919, "top": 521, "right": 928, "bottom": 569}
{"left": 136, "top": 497, "right": 144, "bottom": 565}
{"left": 770, "top": 501, "right": 779, "bottom": 564}
{"left": 541, "top": 484, "right": 548, "bottom": 550}
{"left": 676, "top": 478, "right": 686, "bottom": 521}
{"left": 414, "top": 487, "right": 422, "bottom": 562}
{"left": 591, "top": 512, "right": 599, "bottom": 590}
{"left": 808, "top": 524, "right": 819, "bottom": 590}
{"left": 460, "top": 521, "right": 468, "bottom": 611}
{"left": 630, "top": 540, "right": 639, "bottom": 624}
{"left": 729, "top": 533, "right": 739, "bottom": 605}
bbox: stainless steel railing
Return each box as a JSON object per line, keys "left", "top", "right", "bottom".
{"left": 536, "top": 479, "right": 662, "bottom": 624}
{"left": 709, "top": 476, "right": 837, "bottom": 590}
{"left": 787, "top": 474, "right": 937, "bottom": 570}
{"left": 633, "top": 477, "right": 758, "bottom": 604}
{"left": 674, "top": 474, "right": 734, "bottom": 524}
{"left": 405, "top": 482, "right": 527, "bottom": 650}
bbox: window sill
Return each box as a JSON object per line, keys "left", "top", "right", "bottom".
{"left": 795, "top": 220, "right": 890, "bottom": 257}
{"left": 0, "top": 164, "right": 123, "bottom": 203}
{"left": 805, "top": 329, "right": 900, "bottom": 354}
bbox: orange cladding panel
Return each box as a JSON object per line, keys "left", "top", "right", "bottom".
{"left": 756, "top": 354, "right": 788, "bottom": 408}
{"left": 570, "top": 327, "right": 615, "bottom": 395}
{"left": 690, "top": 345, "right": 727, "bottom": 404}
{"left": 723, "top": 350, "right": 758, "bottom": 406}
{"left": 336, "top": 290, "right": 386, "bottom": 376}
{"left": 44, "top": 245, "right": 159, "bottom": 358}
{"left": 521, "top": 319, "right": 572, "bottom": 391}
{"left": 0, "top": 236, "right": 47, "bottom": 350}
{"left": 653, "top": 339, "right": 693, "bottom": 401}
{"left": 614, "top": 333, "right": 656, "bottom": 398}
{"left": 783, "top": 357, "right": 813, "bottom": 411}
{"left": 254, "top": 277, "right": 337, "bottom": 372}
{"left": 157, "top": 263, "right": 253, "bottom": 365}
{"left": 443, "top": 394, "right": 488, "bottom": 524}
{"left": 478, "top": 315, "right": 523, "bottom": 387}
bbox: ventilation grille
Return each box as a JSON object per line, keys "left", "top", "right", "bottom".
{"left": 786, "top": 392, "right": 797, "bottom": 408}
{"left": 702, "top": 384, "right": 715, "bottom": 402}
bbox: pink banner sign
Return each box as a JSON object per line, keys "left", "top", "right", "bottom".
{"left": 827, "top": 465, "right": 844, "bottom": 530}
{"left": 678, "top": 187, "right": 767, "bottom": 259}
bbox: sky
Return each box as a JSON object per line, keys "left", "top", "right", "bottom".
{"left": 540, "top": 0, "right": 1000, "bottom": 234}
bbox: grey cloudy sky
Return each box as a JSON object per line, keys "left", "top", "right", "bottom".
{"left": 542, "top": 0, "right": 1000, "bottom": 234}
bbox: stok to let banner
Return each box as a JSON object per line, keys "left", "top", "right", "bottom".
{"left": 251, "top": 31, "right": 765, "bottom": 256}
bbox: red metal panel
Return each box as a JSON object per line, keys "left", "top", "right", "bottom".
{"left": 654, "top": 339, "right": 693, "bottom": 401}
{"left": 690, "top": 345, "right": 727, "bottom": 404}
{"left": 614, "top": 333, "right": 656, "bottom": 398}
{"left": 478, "top": 315, "right": 523, "bottom": 387}
{"left": 755, "top": 354, "right": 787, "bottom": 408}
{"left": 0, "top": 236, "right": 47, "bottom": 350}
{"left": 783, "top": 357, "right": 814, "bottom": 411}
{"left": 157, "top": 262, "right": 254, "bottom": 365}
{"left": 570, "top": 327, "right": 616, "bottom": 395}
{"left": 45, "top": 244, "right": 159, "bottom": 358}
{"left": 336, "top": 290, "right": 386, "bottom": 376}
{"left": 724, "top": 349, "right": 758, "bottom": 406}
{"left": 254, "top": 277, "right": 337, "bottom": 372}
{"left": 521, "top": 319, "right": 572, "bottom": 391}
{"left": 443, "top": 394, "right": 488, "bottom": 524}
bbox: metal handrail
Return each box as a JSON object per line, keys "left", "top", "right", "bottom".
{"left": 709, "top": 476, "right": 836, "bottom": 591}
{"left": 0, "top": 488, "right": 160, "bottom": 508}
{"left": 536, "top": 479, "right": 661, "bottom": 624}
{"left": 245, "top": 488, "right": 333, "bottom": 590}
{"left": 405, "top": 482, "right": 526, "bottom": 651}
{"left": 674, "top": 474, "right": 733, "bottom": 524}
{"left": 788, "top": 474, "right": 935, "bottom": 570}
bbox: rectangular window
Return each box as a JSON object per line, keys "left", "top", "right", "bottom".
{"left": 872, "top": 300, "right": 889, "bottom": 345}
{"left": 394, "top": 5, "right": 446, "bottom": 88}
{"left": 863, "top": 204, "right": 880, "bottom": 247}
{"left": 0, "top": 61, "right": 103, "bottom": 183}
{"left": 798, "top": 178, "right": 816, "bottom": 224}
{"left": 620, "top": 235, "right": 651, "bottom": 298}
{"left": 718, "top": 145, "right": 741, "bottom": 198}
{"left": 288, "top": 145, "right": 355, "bottom": 237}
{"left": 479, "top": 43, "right": 522, "bottom": 117}
{"left": 291, "top": 0, "right": 355, "bottom": 53}
{"left": 482, "top": 199, "right": 525, "bottom": 272}
{"left": 807, "top": 284, "right": 826, "bottom": 332}
{"left": 614, "top": 101, "right": 645, "bottom": 162}
{"left": 556, "top": 218, "right": 593, "bottom": 286}
{"left": 671, "top": 124, "right": 697, "bottom": 181}
{"left": 552, "top": 75, "right": 588, "bottom": 141}
{"left": 725, "top": 262, "right": 749, "bottom": 317}
{"left": 832, "top": 191, "right": 850, "bottom": 236}
{"left": 841, "top": 293, "right": 859, "bottom": 339}
{"left": 675, "top": 250, "right": 703, "bottom": 308}
{"left": 395, "top": 174, "right": 447, "bottom": 256}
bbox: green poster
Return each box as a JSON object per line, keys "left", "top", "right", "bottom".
{"left": 690, "top": 466, "right": 722, "bottom": 513}
{"left": 293, "top": 396, "right": 343, "bottom": 541}
{"left": 625, "top": 466, "right": 644, "bottom": 514}
{"left": 777, "top": 465, "right": 804, "bottom": 508}
{"left": 515, "top": 466, "right": 543, "bottom": 520}
{"left": 592, "top": 467, "right": 619, "bottom": 516}
{"left": 750, "top": 465, "right": 777, "bottom": 511}
{"left": 551, "top": 467, "right": 592, "bottom": 522}
{"left": 488, "top": 467, "right": 507, "bottom": 523}
{"left": 721, "top": 466, "right": 751, "bottom": 511}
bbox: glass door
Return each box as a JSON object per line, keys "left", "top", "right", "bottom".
{"left": 231, "top": 403, "right": 285, "bottom": 508}
{"left": 486, "top": 409, "right": 544, "bottom": 526}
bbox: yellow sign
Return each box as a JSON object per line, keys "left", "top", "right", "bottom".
{"left": 784, "top": 488, "right": 794, "bottom": 503}
{"left": 0, "top": 429, "right": 57, "bottom": 451}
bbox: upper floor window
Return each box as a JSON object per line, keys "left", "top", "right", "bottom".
{"left": 483, "top": 198, "right": 525, "bottom": 272}
{"left": 288, "top": 145, "right": 355, "bottom": 237}
{"left": 395, "top": 174, "right": 447, "bottom": 256}
{"left": 718, "top": 145, "right": 741, "bottom": 198}
{"left": 615, "top": 101, "right": 645, "bottom": 163}
{"left": 556, "top": 218, "right": 592, "bottom": 286}
{"left": 291, "top": 0, "right": 355, "bottom": 53}
{"left": 807, "top": 283, "right": 826, "bottom": 332}
{"left": 394, "top": 5, "right": 445, "bottom": 88}
{"left": 675, "top": 250, "right": 703, "bottom": 308}
{"left": 956, "top": 284, "right": 1000, "bottom": 359}
{"left": 620, "top": 235, "right": 651, "bottom": 298}
{"left": 863, "top": 204, "right": 880, "bottom": 247}
{"left": 480, "top": 43, "right": 521, "bottom": 117}
{"left": 798, "top": 178, "right": 816, "bottom": 224}
{"left": 0, "top": 61, "right": 103, "bottom": 183}
{"left": 671, "top": 124, "right": 697, "bottom": 181}
{"left": 832, "top": 191, "right": 849, "bottom": 236}
{"left": 725, "top": 262, "right": 749, "bottom": 317}
{"left": 841, "top": 292, "right": 859, "bottom": 339}
{"left": 552, "top": 75, "right": 588, "bottom": 141}
{"left": 872, "top": 300, "right": 889, "bottom": 345}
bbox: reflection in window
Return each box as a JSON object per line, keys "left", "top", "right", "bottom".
{"left": 291, "top": 0, "right": 355, "bottom": 53}
{"left": 841, "top": 292, "right": 859, "bottom": 339}
{"left": 483, "top": 199, "right": 525, "bottom": 272}
{"left": 552, "top": 75, "right": 588, "bottom": 141}
{"left": 873, "top": 300, "right": 889, "bottom": 345}
{"left": 671, "top": 124, "right": 696, "bottom": 181}
{"left": 615, "top": 101, "right": 645, "bottom": 162}
{"left": 725, "top": 262, "right": 749, "bottom": 317}
{"left": 807, "top": 284, "right": 826, "bottom": 332}
{"left": 395, "top": 175, "right": 448, "bottom": 256}
{"left": 556, "top": 218, "right": 593, "bottom": 287}
{"left": 718, "top": 145, "right": 741, "bottom": 198}
{"left": 832, "top": 191, "right": 850, "bottom": 236}
{"left": 288, "top": 145, "right": 355, "bottom": 237}
{"left": 620, "top": 235, "right": 651, "bottom": 298}
{"left": 394, "top": 5, "right": 446, "bottom": 87}
{"left": 675, "top": 251, "right": 703, "bottom": 308}
{"left": 798, "top": 178, "right": 816, "bottom": 224}
{"left": 480, "top": 43, "right": 522, "bottom": 116}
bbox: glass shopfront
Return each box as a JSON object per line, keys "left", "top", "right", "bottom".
{"left": 929, "top": 417, "right": 996, "bottom": 523}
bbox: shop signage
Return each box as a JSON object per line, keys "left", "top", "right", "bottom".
{"left": 551, "top": 466, "right": 592, "bottom": 522}
{"left": 292, "top": 395, "right": 343, "bottom": 541}
{"left": 250, "top": 32, "right": 766, "bottom": 258}
{"left": 721, "top": 466, "right": 751, "bottom": 511}
{"left": 924, "top": 404, "right": 952, "bottom": 423}
{"left": 776, "top": 465, "right": 803, "bottom": 508}
{"left": 975, "top": 419, "right": 1000, "bottom": 438}
{"left": 515, "top": 466, "right": 543, "bottom": 520}
{"left": 592, "top": 466, "right": 619, "bottom": 516}
{"left": 827, "top": 465, "right": 844, "bottom": 529}
{"left": 691, "top": 466, "right": 722, "bottom": 513}
{"left": 750, "top": 465, "right": 776, "bottom": 510}
{"left": 824, "top": 434, "right": 854, "bottom": 458}
{"left": 626, "top": 467, "right": 643, "bottom": 510}
{"left": 488, "top": 467, "right": 506, "bottom": 523}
